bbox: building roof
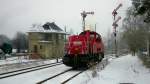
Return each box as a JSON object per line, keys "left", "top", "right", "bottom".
{"left": 43, "top": 22, "right": 63, "bottom": 31}
{"left": 28, "top": 22, "right": 68, "bottom": 34}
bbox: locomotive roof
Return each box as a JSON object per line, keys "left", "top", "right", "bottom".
{"left": 79, "top": 30, "right": 101, "bottom": 37}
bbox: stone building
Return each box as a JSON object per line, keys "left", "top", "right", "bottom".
{"left": 28, "top": 22, "right": 66, "bottom": 59}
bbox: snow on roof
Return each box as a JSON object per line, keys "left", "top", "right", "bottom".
{"left": 43, "top": 22, "right": 63, "bottom": 31}
{"left": 28, "top": 22, "right": 68, "bottom": 34}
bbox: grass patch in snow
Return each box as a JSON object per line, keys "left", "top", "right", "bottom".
{"left": 138, "top": 54, "right": 150, "bottom": 68}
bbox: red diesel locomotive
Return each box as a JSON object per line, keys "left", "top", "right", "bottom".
{"left": 63, "top": 30, "right": 104, "bottom": 68}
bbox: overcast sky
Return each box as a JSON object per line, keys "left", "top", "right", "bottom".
{"left": 0, "top": 0, "right": 131, "bottom": 38}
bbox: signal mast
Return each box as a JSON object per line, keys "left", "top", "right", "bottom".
{"left": 81, "top": 11, "right": 94, "bottom": 31}
{"left": 112, "top": 3, "right": 122, "bottom": 57}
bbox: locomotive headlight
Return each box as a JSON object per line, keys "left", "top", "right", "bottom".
{"left": 75, "top": 48, "right": 78, "bottom": 50}
{"left": 74, "top": 47, "right": 80, "bottom": 54}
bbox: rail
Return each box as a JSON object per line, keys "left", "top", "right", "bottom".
{"left": 0, "top": 62, "right": 62, "bottom": 79}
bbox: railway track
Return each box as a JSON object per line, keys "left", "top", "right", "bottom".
{"left": 36, "top": 68, "right": 85, "bottom": 84}
{"left": 61, "top": 71, "right": 84, "bottom": 84}
{"left": 36, "top": 56, "right": 111, "bottom": 84}
{"left": 36, "top": 69, "right": 72, "bottom": 84}
{"left": 0, "top": 55, "right": 112, "bottom": 84}
{"left": 0, "top": 62, "right": 62, "bottom": 79}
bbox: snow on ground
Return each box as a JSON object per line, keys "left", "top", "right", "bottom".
{"left": 0, "top": 56, "right": 34, "bottom": 65}
{"left": 0, "top": 54, "right": 150, "bottom": 84}
{"left": 0, "top": 56, "right": 61, "bottom": 73}
{"left": 68, "top": 54, "right": 150, "bottom": 84}
{"left": 0, "top": 64, "right": 71, "bottom": 84}
{"left": 0, "top": 56, "right": 61, "bottom": 65}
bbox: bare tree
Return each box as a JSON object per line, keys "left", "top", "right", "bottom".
{"left": 122, "top": 7, "right": 148, "bottom": 55}
{"left": 0, "top": 34, "right": 11, "bottom": 46}
{"left": 12, "top": 32, "right": 28, "bottom": 53}
{"left": 132, "top": 0, "right": 150, "bottom": 22}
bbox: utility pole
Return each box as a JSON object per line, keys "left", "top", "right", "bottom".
{"left": 112, "top": 3, "right": 122, "bottom": 57}
{"left": 95, "top": 24, "right": 97, "bottom": 32}
{"left": 147, "top": 38, "right": 149, "bottom": 56}
{"left": 147, "top": 29, "right": 150, "bottom": 56}
{"left": 81, "top": 11, "right": 94, "bottom": 31}
{"left": 64, "top": 26, "right": 66, "bottom": 43}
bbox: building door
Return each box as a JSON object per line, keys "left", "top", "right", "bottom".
{"left": 33, "top": 45, "right": 38, "bottom": 53}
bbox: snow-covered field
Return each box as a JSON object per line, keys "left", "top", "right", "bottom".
{"left": 0, "top": 56, "right": 34, "bottom": 65}
{"left": 69, "top": 54, "right": 150, "bottom": 84}
{"left": 0, "top": 54, "right": 150, "bottom": 84}
{"left": 0, "top": 56, "right": 61, "bottom": 73}
{"left": 0, "top": 56, "right": 61, "bottom": 65}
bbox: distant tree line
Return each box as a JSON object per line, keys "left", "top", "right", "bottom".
{"left": 0, "top": 32, "right": 28, "bottom": 54}
{"left": 12, "top": 32, "right": 28, "bottom": 53}
{"left": 120, "top": 0, "right": 150, "bottom": 55}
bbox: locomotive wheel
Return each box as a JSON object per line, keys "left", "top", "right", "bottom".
{"left": 73, "top": 56, "right": 78, "bottom": 68}
{"left": 86, "top": 58, "right": 96, "bottom": 68}
{"left": 101, "top": 53, "right": 104, "bottom": 58}
{"left": 98, "top": 53, "right": 104, "bottom": 62}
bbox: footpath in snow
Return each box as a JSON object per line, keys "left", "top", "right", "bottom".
{"left": 69, "top": 54, "right": 150, "bottom": 84}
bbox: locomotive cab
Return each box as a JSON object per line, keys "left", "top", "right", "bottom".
{"left": 63, "top": 30, "right": 104, "bottom": 68}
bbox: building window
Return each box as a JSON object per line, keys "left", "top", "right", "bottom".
{"left": 44, "top": 34, "right": 49, "bottom": 41}
{"left": 56, "top": 34, "right": 59, "bottom": 44}
{"left": 33, "top": 45, "right": 38, "bottom": 53}
{"left": 56, "top": 34, "right": 58, "bottom": 40}
{"left": 40, "top": 34, "right": 52, "bottom": 41}
{"left": 49, "top": 34, "right": 52, "bottom": 40}
{"left": 61, "top": 34, "right": 64, "bottom": 39}
{"left": 40, "top": 45, "right": 42, "bottom": 49}
{"left": 59, "top": 34, "right": 61, "bottom": 39}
